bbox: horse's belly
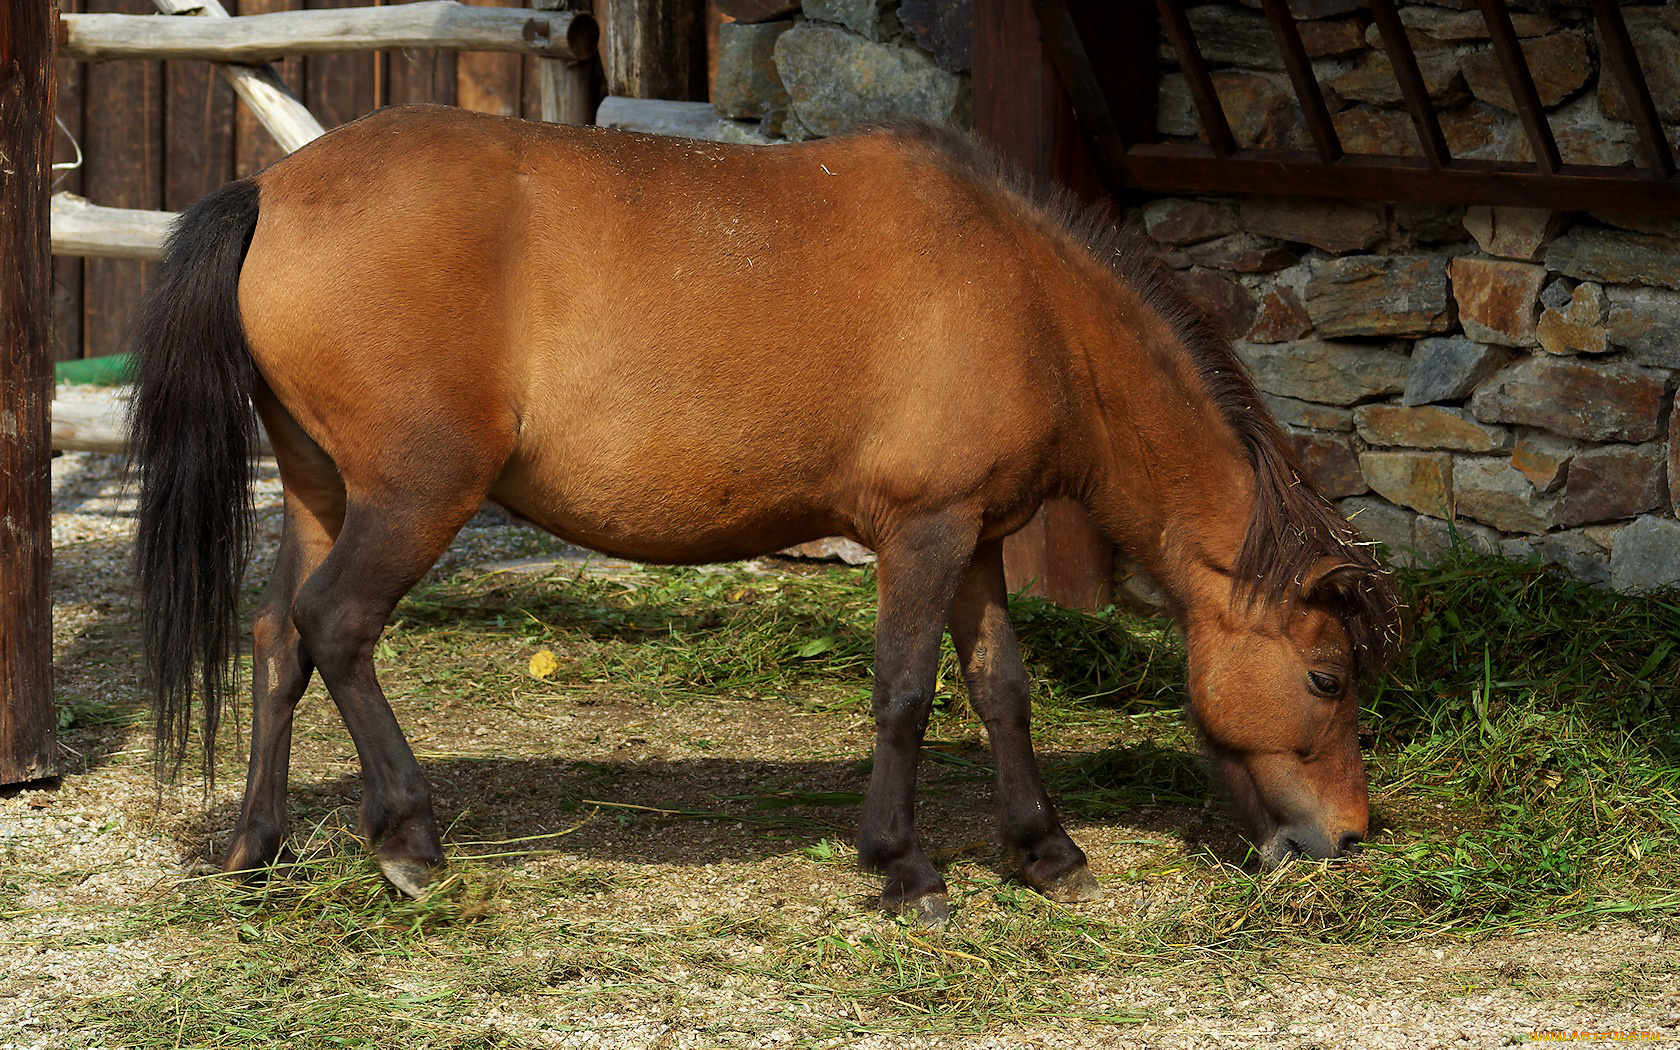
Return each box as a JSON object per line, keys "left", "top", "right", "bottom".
{"left": 488, "top": 449, "right": 845, "bottom": 565}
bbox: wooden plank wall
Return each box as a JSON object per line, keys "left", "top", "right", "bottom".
{"left": 51, "top": 0, "right": 570, "bottom": 361}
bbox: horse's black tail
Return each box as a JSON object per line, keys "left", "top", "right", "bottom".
{"left": 126, "top": 178, "right": 262, "bottom": 782}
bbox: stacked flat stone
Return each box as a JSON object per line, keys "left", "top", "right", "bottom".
{"left": 1160, "top": 188, "right": 1679, "bottom": 590}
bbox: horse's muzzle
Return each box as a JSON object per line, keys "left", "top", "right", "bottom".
{"left": 1261, "top": 826, "right": 1364, "bottom": 868}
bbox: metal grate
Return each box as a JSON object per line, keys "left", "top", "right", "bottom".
{"left": 1034, "top": 0, "right": 1680, "bottom": 214}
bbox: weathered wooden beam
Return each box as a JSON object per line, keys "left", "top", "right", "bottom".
{"left": 595, "top": 95, "right": 729, "bottom": 139}
{"left": 1259, "top": 0, "right": 1341, "bottom": 164}
{"left": 219, "top": 59, "right": 324, "bottom": 156}
{"left": 1591, "top": 0, "right": 1675, "bottom": 178}
{"left": 1478, "top": 0, "right": 1559, "bottom": 176}
{"left": 1154, "top": 0, "right": 1235, "bottom": 157}
{"left": 1368, "top": 0, "right": 1450, "bottom": 169}
{"left": 52, "top": 386, "right": 273, "bottom": 455}
{"left": 155, "top": 0, "right": 326, "bottom": 156}
{"left": 51, "top": 193, "right": 174, "bottom": 260}
{"left": 52, "top": 387, "right": 134, "bottom": 454}
{"left": 1, "top": 0, "right": 60, "bottom": 785}
{"left": 62, "top": 1, "right": 600, "bottom": 63}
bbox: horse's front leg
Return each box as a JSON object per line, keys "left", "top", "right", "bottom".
{"left": 855, "top": 515, "right": 977, "bottom": 924}
{"left": 948, "top": 542, "right": 1101, "bottom": 902}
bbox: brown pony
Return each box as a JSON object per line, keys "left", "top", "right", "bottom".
{"left": 128, "top": 105, "right": 1402, "bottom": 923}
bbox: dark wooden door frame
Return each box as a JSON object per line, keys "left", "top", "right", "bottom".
{"left": 972, "top": 0, "right": 1120, "bottom": 611}
{"left": 2, "top": 0, "right": 61, "bottom": 786}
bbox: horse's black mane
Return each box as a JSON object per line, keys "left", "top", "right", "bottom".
{"left": 890, "top": 122, "right": 1405, "bottom": 672}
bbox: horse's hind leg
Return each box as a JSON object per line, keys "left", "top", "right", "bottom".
{"left": 224, "top": 408, "right": 344, "bottom": 876}
{"left": 288, "top": 473, "right": 497, "bottom": 897}
{"left": 223, "top": 493, "right": 337, "bottom": 874}
{"left": 947, "top": 542, "right": 1100, "bottom": 902}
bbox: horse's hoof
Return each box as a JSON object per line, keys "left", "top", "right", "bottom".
{"left": 885, "top": 892, "right": 951, "bottom": 927}
{"left": 377, "top": 855, "right": 444, "bottom": 899}
{"left": 217, "top": 857, "right": 266, "bottom": 882}
{"left": 1037, "top": 865, "right": 1103, "bottom": 903}
{"left": 222, "top": 840, "right": 290, "bottom": 881}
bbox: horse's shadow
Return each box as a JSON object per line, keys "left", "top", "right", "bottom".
{"left": 176, "top": 741, "right": 1263, "bottom": 879}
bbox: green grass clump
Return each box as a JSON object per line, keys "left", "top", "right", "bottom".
{"left": 141, "top": 822, "right": 500, "bottom": 949}
{"left": 394, "top": 567, "right": 879, "bottom": 704}
{"left": 1373, "top": 545, "right": 1677, "bottom": 740}
{"left": 1360, "top": 545, "right": 1680, "bottom": 931}
{"left": 393, "top": 562, "right": 1188, "bottom": 715}
{"left": 1101, "top": 541, "right": 1680, "bottom": 945}
{"left": 1060, "top": 542, "right": 1680, "bottom": 942}
{"left": 78, "top": 951, "right": 527, "bottom": 1050}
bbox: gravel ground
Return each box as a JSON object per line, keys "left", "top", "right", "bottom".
{"left": 2, "top": 450, "right": 1676, "bottom": 1049}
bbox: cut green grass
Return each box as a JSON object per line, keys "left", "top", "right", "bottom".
{"left": 377, "top": 548, "right": 1680, "bottom": 937}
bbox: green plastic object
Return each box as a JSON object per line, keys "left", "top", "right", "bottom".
{"left": 55, "top": 353, "right": 133, "bottom": 386}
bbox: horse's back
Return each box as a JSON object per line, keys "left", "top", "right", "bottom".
{"left": 238, "top": 106, "right": 1076, "bottom": 558}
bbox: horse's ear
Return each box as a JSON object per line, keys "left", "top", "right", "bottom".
{"left": 1298, "top": 557, "right": 1369, "bottom": 602}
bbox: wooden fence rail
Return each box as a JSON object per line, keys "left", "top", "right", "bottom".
{"left": 51, "top": 193, "right": 174, "bottom": 259}
{"left": 61, "top": 1, "right": 598, "bottom": 63}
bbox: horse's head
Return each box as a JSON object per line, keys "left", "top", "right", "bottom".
{"left": 1183, "top": 557, "right": 1392, "bottom": 867}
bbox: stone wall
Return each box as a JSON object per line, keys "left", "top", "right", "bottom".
{"left": 1142, "top": 1, "right": 1680, "bottom": 590}
{"left": 703, "top": 0, "right": 1679, "bottom": 591}
{"left": 712, "top": 0, "right": 970, "bottom": 142}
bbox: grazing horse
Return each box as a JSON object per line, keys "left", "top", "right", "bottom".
{"left": 129, "top": 105, "right": 1402, "bottom": 922}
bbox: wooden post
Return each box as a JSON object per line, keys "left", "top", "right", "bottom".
{"left": 1, "top": 0, "right": 60, "bottom": 785}
{"left": 601, "top": 0, "right": 707, "bottom": 101}
{"left": 973, "top": 0, "right": 1113, "bottom": 611}
{"left": 535, "top": 0, "right": 596, "bottom": 123}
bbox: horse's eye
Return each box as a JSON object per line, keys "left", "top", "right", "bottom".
{"left": 1307, "top": 671, "right": 1341, "bottom": 697}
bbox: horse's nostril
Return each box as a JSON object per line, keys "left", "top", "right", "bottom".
{"left": 1336, "top": 831, "right": 1364, "bottom": 855}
